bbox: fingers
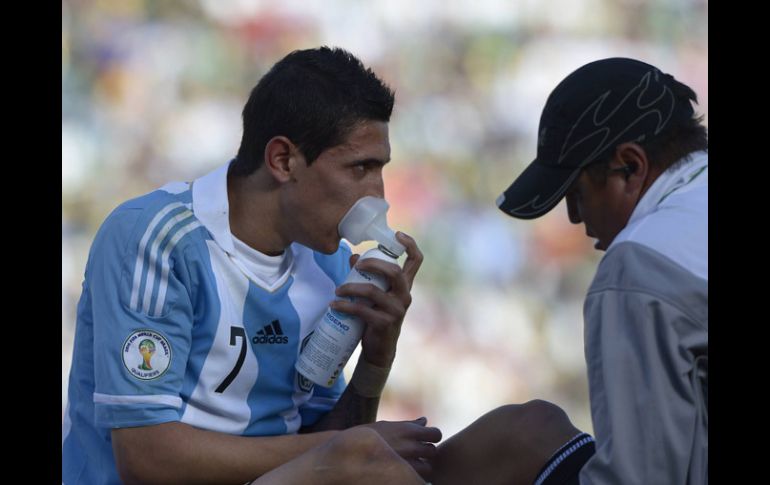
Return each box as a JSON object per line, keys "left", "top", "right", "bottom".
{"left": 406, "top": 441, "right": 439, "bottom": 460}
{"left": 365, "top": 418, "right": 443, "bottom": 479}
{"left": 334, "top": 282, "right": 405, "bottom": 316}
{"left": 396, "top": 232, "right": 423, "bottom": 291}
{"left": 348, "top": 253, "right": 360, "bottom": 268}
{"left": 416, "top": 425, "right": 442, "bottom": 444}
{"left": 403, "top": 417, "right": 441, "bottom": 441}
{"left": 403, "top": 439, "right": 440, "bottom": 480}
{"left": 330, "top": 296, "right": 402, "bottom": 329}
{"left": 395, "top": 435, "right": 439, "bottom": 457}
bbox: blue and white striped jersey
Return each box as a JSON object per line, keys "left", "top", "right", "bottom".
{"left": 63, "top": 161, "right": 350, "bottom": 484}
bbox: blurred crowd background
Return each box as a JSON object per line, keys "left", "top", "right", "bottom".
{"left": 62, "top": 0, "right": 707, "bottom": 439}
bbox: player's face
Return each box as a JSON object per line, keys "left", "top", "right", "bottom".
{"left": 282, "top": 120, "right": 390, "bottom": 253}
{"left": 565, "top": 168, "right": 634, "bottom": 251}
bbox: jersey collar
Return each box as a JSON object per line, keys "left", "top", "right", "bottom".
{"left": 192, "top": 160, "right": 236, "bottom": 255}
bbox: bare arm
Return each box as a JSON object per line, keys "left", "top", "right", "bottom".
{"left": 300, "top": 233, "right": 441, "bottom": 479}
{"left": 304, "top": 232, "right": 424, "bottom": 431}
{"left": 112, "top": 421, "right": 338, "bottom": 485}
{"left": 303, "top": 371, "right": 381, "bottom": 431}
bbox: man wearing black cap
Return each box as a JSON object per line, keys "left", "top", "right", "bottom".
{"left": 429, "top": 58, "right": 707, "bottom": 485}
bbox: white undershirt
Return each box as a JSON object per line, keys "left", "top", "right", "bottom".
{"left": 231, "top": 235, "right": 293, "bottom": 290}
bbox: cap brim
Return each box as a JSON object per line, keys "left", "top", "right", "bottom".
{"left": 496, "top": 160, "right": 581, "bottom": 219}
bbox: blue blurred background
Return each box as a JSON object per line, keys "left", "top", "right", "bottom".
{"left": 62, "top": 0, "right": 707, "bottom": 439}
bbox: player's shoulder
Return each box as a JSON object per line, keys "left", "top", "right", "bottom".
{"left": 116, "top": 182, "right": 192, "bottom": 218}
{"left": 93, "top": 183, "right": 205, "bottom": 261}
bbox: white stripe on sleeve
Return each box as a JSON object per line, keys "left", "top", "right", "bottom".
{"left": 152, "top": 220, "right": 203, "bottom": 317}
{"left": 130, "top": 202, "right": 185, "bottom": 311}
{"left": 140, "top": 211, "right": 194, "bottom": 315}
{"left": 93, "top": 392, "right": 183, "bottom": 408}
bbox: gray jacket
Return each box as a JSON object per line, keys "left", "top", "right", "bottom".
{"left": 580, "top": 152, "right": 708, "bottom": 485}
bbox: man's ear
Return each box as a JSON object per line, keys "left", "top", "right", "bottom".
{"left": 614, "top": 142, "right": 649, "bottom": 194}
{"left": 264, "top": 136, "right": 302, "bottom": 183}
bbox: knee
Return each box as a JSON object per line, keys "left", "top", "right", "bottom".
{"left": 516, "top": 399, "right": 573, "bottom": 430}
{"left": 431, "top": 401, "right": 577, "bottom": 485}
{"left": 486, "top": 400, "right": 577, "bottom": 445}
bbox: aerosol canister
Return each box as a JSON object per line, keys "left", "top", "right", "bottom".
{"left": 295, "top": 196, "right": 405, "bottom": 387}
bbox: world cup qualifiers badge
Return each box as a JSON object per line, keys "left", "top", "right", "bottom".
{"left": 122, "top": 330, "right": 172, "bottom": 380}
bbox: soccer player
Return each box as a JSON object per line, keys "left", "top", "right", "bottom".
{"left": 62, "top": 47, "right": 439, "bottom": 485}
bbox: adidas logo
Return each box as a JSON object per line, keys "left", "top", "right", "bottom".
{"left": 252, "top": 320, "right": 289, "bottom": 344}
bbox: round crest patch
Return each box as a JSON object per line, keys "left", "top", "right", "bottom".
{"left": 122, "top": 329, "right": 172, "bottom": 380}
